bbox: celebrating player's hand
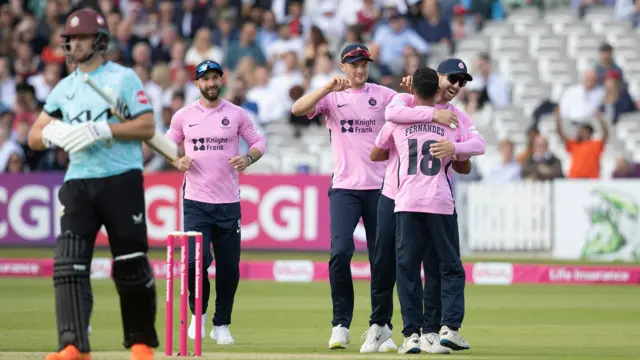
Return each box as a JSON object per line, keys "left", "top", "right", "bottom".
{"left": 430, "top": 139, "right": 456, "bottom": 159}
{"left": 175, "top": 156, "right": 193, "bottom": 172}
{"left": 324, "top": 76, "right": 352, "bottom": 92}
{"left": 41, "top": 120, "right": 74, "bottom": 148}
{"left": 433, "top": 109, "right": 459, "bottom": 129}
{"left": 400, "top": 76, "right": 413, "bottom": 90}
{"left": 228, "top": 156, "right": 250, "bottom": 171}
{"left": 61, "top": 121, "right": 113, "bottom": 154}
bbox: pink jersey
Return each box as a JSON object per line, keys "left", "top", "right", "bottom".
{"left": 308, "top": 83, "right": 396, "bottom": 190}
{"left": 166, "top": 99, "right": 267, "bottom": 204}
{"left": 376, "top": 121, "right": 463, "bottom": 215}
{"left": 385, "top": 93, "right": 485, "bottom": 161}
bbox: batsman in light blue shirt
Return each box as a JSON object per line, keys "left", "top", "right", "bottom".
{"left": 26, "top": 6, "right": 160, "bottom": 359}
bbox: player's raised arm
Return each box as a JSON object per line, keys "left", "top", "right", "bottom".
{"left": 291, "top": 76, "right": 350, "bottom": 116}
{"left": 385, "top": 90, "right": 458, "bottom": 128}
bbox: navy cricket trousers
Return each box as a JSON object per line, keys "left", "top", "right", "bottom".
{"left": 396, "top": 212, "right": 465, "bottom": 337}
{"left": 328, "top": 188, "right": 379, "bottom": 329}
{"left": 183, "top": 199, "right": 241, "bottom": 326}
{"left": 369, "top": 194, "right": 395, "bottom": 329}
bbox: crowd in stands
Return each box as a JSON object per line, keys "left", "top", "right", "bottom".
{"left": 0, "top": 0, "right": 639, "bottom": 182}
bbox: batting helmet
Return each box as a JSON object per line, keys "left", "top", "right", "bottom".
{"left": 61, "top": 8, "right": 110, "bottom": 56}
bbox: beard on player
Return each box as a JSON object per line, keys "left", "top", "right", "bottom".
{"left": 199, "top": 84, "right": 220, "bottom": 101}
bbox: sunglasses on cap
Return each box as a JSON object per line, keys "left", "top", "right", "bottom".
{"left": 341, "top": 48, "right": 371, "bottom": 62}
{"left": 195, "top": 61, "right": 223, "bottom": 79}
{"left": 447, "top": 74, "right": 467, "bottom": 87}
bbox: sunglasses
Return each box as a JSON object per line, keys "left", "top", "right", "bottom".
{"left": 447, "top": 74, "right": 467, "bottom": 87}
{"left": 196, "top": 61, "right": 223, "bottom": 79}
{"left": 341, "top": 48, "right": 371, "bottom": 62}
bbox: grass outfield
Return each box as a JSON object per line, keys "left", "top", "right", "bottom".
{"left": 1, "top": 278, "right": 639, "bottom": 359}
{"left": 2, "top": 247, "right": 640, "bottom": 265}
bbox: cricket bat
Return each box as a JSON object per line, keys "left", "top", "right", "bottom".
{"left": 82, "top": 74, "right": 179, "bottom": 162}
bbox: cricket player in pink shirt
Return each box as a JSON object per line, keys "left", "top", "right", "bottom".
{"left": 291, "top": 44, "right": 400, "bottom": 351}
{"left": 375, "top": 65, "right": 479, "bottom": 354}
{"left": 166, "top": 60, "right": 266, "bottom": 345}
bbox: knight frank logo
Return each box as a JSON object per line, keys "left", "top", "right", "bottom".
{"left": 340, "top": 120, "right": 354, "bottom": 133}
{"left": 340, "top": 119, "right": 375, "bottom": 134}
{"left": 192, "top": 138, "right": 205, "bottom": 151}
{"left": 192, "top": 137, "right": 228, "bottom": 151}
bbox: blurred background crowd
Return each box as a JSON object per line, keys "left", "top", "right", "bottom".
{"left": 0, "top": 0, "right": 639, "bottom": 183}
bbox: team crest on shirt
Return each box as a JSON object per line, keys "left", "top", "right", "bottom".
{"left": 368, "top": 97, "right": 377, "bottom": 106}
{"left": 221, "top": 117, "right": 230, "bottom": 127}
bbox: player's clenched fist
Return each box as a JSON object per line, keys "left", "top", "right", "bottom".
{"left": 175, "top": 156, "right": 193, "bottom": 172}
{"left": 433, "top": 109, "right": 459, "bottom": 129}
{"left": 324, "top": 76, "right": 351, "bottom": 92}
{"left": 228, "top": 156, "right": 250, "bottom": 171}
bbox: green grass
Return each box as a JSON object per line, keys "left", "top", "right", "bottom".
{"left": 0, "top": 278, "right": 639, "bottom": 359}
{"left": 2, "top": 247, "right": 640, "bottom": 265}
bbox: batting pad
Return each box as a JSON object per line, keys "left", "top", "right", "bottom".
{"left": 112, "top": 253, "right": 159, "bottom": 348}
{"left": 53, "top": 231, "right": 92, "bottom": 353}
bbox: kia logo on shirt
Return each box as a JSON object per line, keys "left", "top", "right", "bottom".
{"left": 339, "top": 119, "right": 375, "bottom": 134}
{"left": 192, "top": 137, "right": 229, "bottom": 151}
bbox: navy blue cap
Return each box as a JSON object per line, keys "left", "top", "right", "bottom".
{"left": 195, "top": 60, "right": 224, "bottom": 80}
{"left": 437, "top": 58, "right": 473, "bottom": 81}
{"left": 340, "top": 44, "right": 373, "bottom": 64}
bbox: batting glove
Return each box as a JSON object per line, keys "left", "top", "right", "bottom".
{"left": 62, "top": 121, "right": 113, "bottom": 154}
{"left": 41, "top": 120, "right": 74, "bottom": 148}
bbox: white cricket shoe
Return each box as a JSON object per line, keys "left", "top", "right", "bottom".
{"left": 87, "top": 325, "right": 92, "bottom": 335}
{"left": 420, "top": 332, "right": 450, "bottom": 354}
{"left": 397, "top": 333, "right": 421, "bottom": 354}
{"left": 378, "top": 337, "right": 398, "bottom": 352}
{"left": 328, "top": 325, "right": 350, "bottom": 349}
{"left": 188, "top": 314, "right": 206, "bottom": 340}
{"left": 359, "top": 324, "right": 392, "bottom": 353}
{"left": 210, "top": 325, "right": 235, "bottom": 344}
{"left": 439, "top": 325, "right": 470, "bottom": 351}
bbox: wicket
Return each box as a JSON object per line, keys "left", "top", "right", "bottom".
{"left": 165, "top": 231, "right": 204, "bottom": 356}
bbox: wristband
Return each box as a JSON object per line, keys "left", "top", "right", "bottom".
{"left": 245, "top": 154, "right": 254, "bottom": 164}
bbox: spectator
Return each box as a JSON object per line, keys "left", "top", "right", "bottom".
{"left": 312, "top": 2, "right": 345, "bottom": 53}
{"left": 615, "top": 0, "right": 640, "bottom": 28}
{"left": 27, "top": 63, "right": 61, "bottom": 104}
{"left": 356, "top": 0, "right": 381, "bottom": 33}
{"left": 557, "top": 69, "right": 604, "bottom": 125}
{"left": 0, "top": 57, "right": 16, "bottom": 107}
{"left": 0, "top": 123, "right": 22, "bottom": 173}
{"left": 556, "top": 106, "right": 608, "bottom": 179}
{"left": 151, "top": 25, "right": 177, "bottom": 63}
{"left": 309, "top": 53, "right": 342, "bottom": 91}
{"left": 521, "top": 135, "right": 564, "bottom": 181}
{"left": 246, "top": 65, "right": 287, "bottom": 125}
{"left": 269, "top": 51, "right": 305, "bottom": 108}
{"left": 612, "top": 157, "right": 640, "bottom": 178}
{"left": 598, "top": 70, "right": 638, "bottom": 125}
{"left": 595, "top": 43, "right": 625, "bottom": 86}
{"left": 484, "top": 139, "right": 522, "bottom": 183}
{"left": 185, "top": 28, "right": 224, "bottom": 66}
{"left": 451, "top": 5, "right": 475, "bottom": 43}
{"left": 268, "top": 23, "right": 305, "bottom": 75}
{"left": 284, "top": 0, "right": 309, "bottom": 37}
{"left": 414, "top": 0, "right": 452, "bottom": 49}
{"left": 175, "top": 0, "right": 207, "bottom": 39}
{"left": 371, "top": 13, "right": 429, "bottom": 76}
{"left": 257, "top": 10, "right": 280, "bottom": 56}
{"left": 40, "top": 27, "right": 67, "bottom": 66}
{"left": 132, "top": 42, "right": 154, "bottom": 70}
{"left": 224, "top": 21, "right": 266, "bottom": 70}
{"left": 4, "top": 150, "right": 27, "bottom": 173}
{"left": 466, "top": 52, "right": 510, "bottom": 111}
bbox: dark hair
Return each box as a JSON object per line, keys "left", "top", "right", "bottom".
{"left": 580, "top": 124, "right": 594, "bottom": 135}
{"left": 412, "top": 67, "right": 439, "bottom": 100}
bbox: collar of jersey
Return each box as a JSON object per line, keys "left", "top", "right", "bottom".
{"left": 345, "top": 83, "right": 369, "bottom": 94}
{"left": 75, "top": 60, "right": 109, "bottom": 77}
{"left": 196, "top": 98, "right": 225, "bottom": 112}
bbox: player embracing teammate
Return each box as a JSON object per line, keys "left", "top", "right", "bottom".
{"left": 371, "top": 60, "right": 484, "bottom": 354}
